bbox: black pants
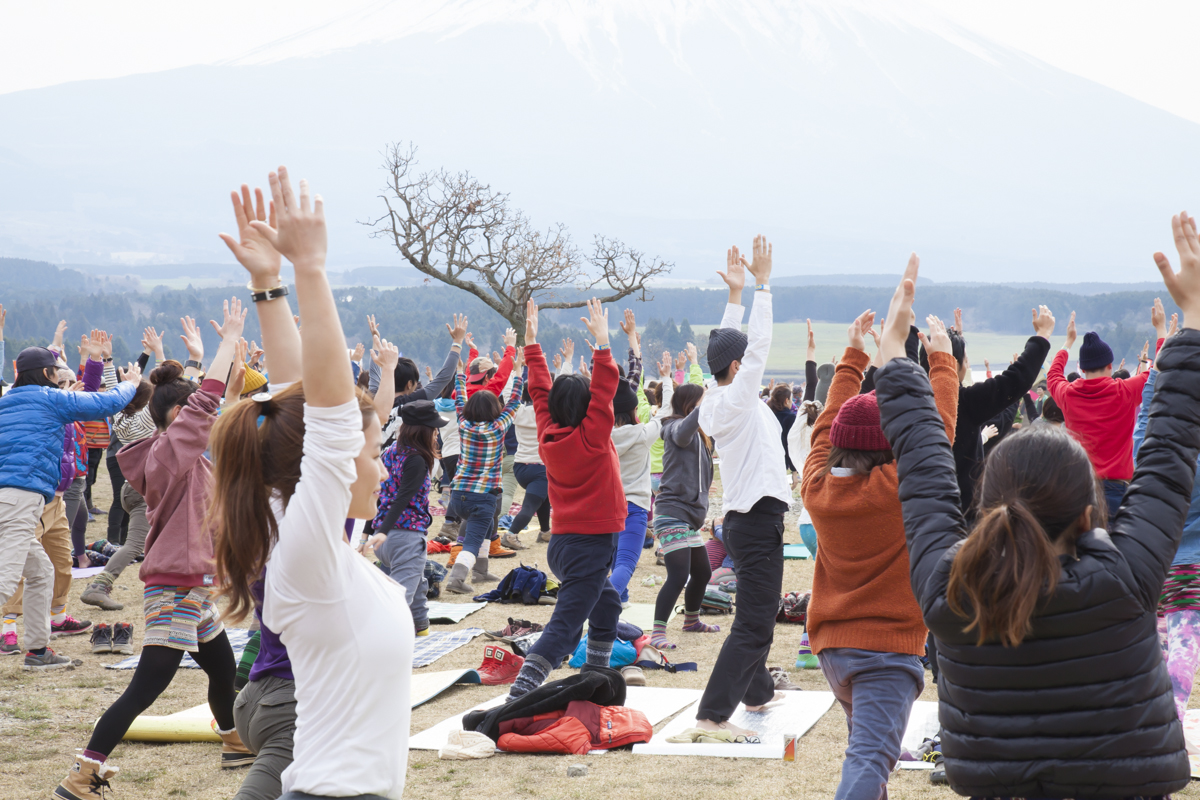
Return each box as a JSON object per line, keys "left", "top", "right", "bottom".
{"left": 440, "top": 456, "right": 459, "bottom": 522}
{"left": 697, "top": 509, "right": 784, "bottom": 722}
{"left": 83, "top": 447, "right": 104, "bottom": 510}
{"left": 105, "top": 447, "right": 129, "bottom": 545}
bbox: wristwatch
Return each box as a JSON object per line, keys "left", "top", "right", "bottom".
{"left": 185, "top": 359, "right": 203, "bottom": 370}
{"left": 248, "top": 281, "right": 289, "bottom": 303}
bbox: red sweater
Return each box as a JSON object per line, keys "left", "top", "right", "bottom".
{"left": 1047, "top": 348, "right": 1153, "bottom": 481}
{"left": 526, "top": 344, "right": 626, "bottom": 534}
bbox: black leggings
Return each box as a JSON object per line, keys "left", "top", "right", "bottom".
{"left": 654, "top": 546, "right": 712, "bottom": 623}
{"left": 84, "top": 447, "right": 104, "bottom": 509}
{"left": 509, "top": 490, "right": 550, "bottom": 535}
{"left": 106, "top": 448, "right": 129, "bottom": 545}
{"left": 88, "top": 633, "right": 237, "bottom": 756}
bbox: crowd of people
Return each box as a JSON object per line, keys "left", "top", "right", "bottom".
{"left": 0, "top": 167, "right": 1198, "bottom": 799}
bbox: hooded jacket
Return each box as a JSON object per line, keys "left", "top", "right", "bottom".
{"left": 610, "top": 380, "right": 672, "bottom": 511}
{"left": 0, "top": 370, "right": 135, "bottom": 502}
{"left": 118, "top": 382, "right": 222, "bottom": 587}
{"left": 464, "top": 664, "right": 625, "bottom": 742}
{"left": 874, "top": 331, "right": 1200, "bottom": 798}
{"left": 525, "top": 344, "right": 626, "bottom": 535}
{"left": 654, "top": 409, "right": 713, "bottom": 531}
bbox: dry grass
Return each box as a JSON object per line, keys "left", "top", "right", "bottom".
{"left": 3, "top": 462, "right": 1198, "bottom": 799}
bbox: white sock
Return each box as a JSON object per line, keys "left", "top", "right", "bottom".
{"left": 1, "top": 617, "right": 16, "bottom": 633}
{"left": 51, "top": 612, "right": 67, "bottom": 624}
{"left": 458, "top": 551, "right": 477, "bottom": 572}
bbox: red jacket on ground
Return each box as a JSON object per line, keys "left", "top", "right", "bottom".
{"left": 496, "top": 701, "right": 652, "bottom": 754}
{"left": 525, "top": 343, "right": 626, "bottom": 534}
{"left": 1047, "top": 346, "right": 1157, "bottom": 481}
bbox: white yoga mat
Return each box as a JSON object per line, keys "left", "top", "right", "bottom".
{"left": 633, "top": 690, "right": 835, "bottom": 759}
{"left": 410, "top": 668, "right": 482, "bottom": 708}
{"left": 426, "top": 601, "right": 487, "bottom": 624}
{"left": 896, "top": 699, "right": 940, "bottom": 770}
{"left": 1185, "top": 709, "right": 1200, "bottom": 778}
{"left": 582, "top": 602, "right": 675, "bottom": 634}
{"left": 72, "top": 566, "right": 105, "bottom": 580}
{"left": 410, "top": 685, "right": 703, "bottom": 751}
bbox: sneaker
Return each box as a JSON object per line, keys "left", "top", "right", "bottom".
{"left": 111, "top": 623, "right": 134, "bottom": 655}
{"left": 930, "top": 766, "right": 949, "bottom": 785}
{"left": 489, "top": 538, "right": 516, "bottom": 558}
{"left": 484, "top": 618, "right": 543, "bottom": 643}
{"left": 52, "top": 616, "right": 93, "bottom": 638}
{"left": 90, "top": 624, "right": 113, "bottom": 654}
{"left": 416, "top": 628, "right": 430, "bottom": 637}
{"left": 80, "top": 580, "right": 124, "bottom": 611}
{"left": 536, "top": 530, "right": 551, "bottom": 544}
{"left": 768, "top": 667, "right": 802, "bottom": 691}
{"left": 620, "top": 665, "right": 647, "bottom": 686}
{"left": 0, "top": 630, "right": 19, "bottom": 655}
{"left": 500, "top": 532, "right": 527, "bottom": 551}
{"left": 476, "top": 645, "right": 524, "bottom": 685}
{"left": 24, "top": 648, "right": 74, "bottom": 671}
{"left": 55, "top": 753, "right": 118, "bottom": 800}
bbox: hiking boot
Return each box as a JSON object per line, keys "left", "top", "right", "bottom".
{"left": 536, "top": 529, "right": 551, "bottom": 544}
{"left": 500, "top": 531, "right": 527, "bottom": 551}
{"left": 80, "top": 579, "right": 124, "bottom": 611}
{"left": 476, "top": 645, "right": 524, "bottom": 685}
{"left": 769, "top": 667, "right": 802, "bottom": 691}
{"left": 446, "top": 543, "right": 463, "bottom": 568}
{"left": 472, "top": 555, "right": 501, "bottom": 583}
{"left": 215, "top": 725, "right": 255, "bottom": 768}
{"left": 52, "top": 616, "right": 93, "bottom": 638}
{"left": 24, "top": 648, "right": 74, "bottom": 671}
{"left": 111, "top": 623, "right": 134, "bottom": 655}
{"left": 55, "top": 753, "right": 118, "bottom": 800}
{"left": 489, "top": 538, "right": 516, "bottom": 559}
{"left": 90, "top": 624, "right": 113, "bottom": 654}
{"left": 620, "top": 665, "right": 647, "bottom": 686}
{"left": 930, "top": 766, "right": 949, "bottom": 785}
{"left": 440, "top": 519, "right": 461, "bottom": 540}
{"left": 445, "top": 562, "right": 474, "bottom": 595}
{"left": 0, "top": 630, "right": 19, "bottom": 655}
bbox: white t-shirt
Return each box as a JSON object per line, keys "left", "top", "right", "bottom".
{"left": 263, "top": 400, "right": 413, "bottom": 800}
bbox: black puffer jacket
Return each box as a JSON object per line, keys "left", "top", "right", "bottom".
{"left": 876, "top": 330, "right": 1200, "bottom": 798}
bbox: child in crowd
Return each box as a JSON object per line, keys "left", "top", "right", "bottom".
{"left": 802, "top": 309, "right": 959, "bottom": 799}
{"left": 1047, "top": 305, "right": 1163, "bottom": 522}
{"left": 504, "top": 298, "right": 627, "bottom": 700}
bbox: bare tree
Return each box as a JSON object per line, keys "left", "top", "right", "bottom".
{"left": 367, "top": 143, "right": 672, "bottom": 340}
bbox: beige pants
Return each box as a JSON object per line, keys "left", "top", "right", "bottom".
{"left": 3, "top": 495, "right": 73, "bottom": 616}
{"left": 0, "top": 487, "right": 52, "bottom": 650}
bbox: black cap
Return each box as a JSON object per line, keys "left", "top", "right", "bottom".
{"left": 613, "top": 380, "right": 639, "bottom": 415}
{"left": 707, "top": 327, "right": 748, "bottom": 374}
{"left": 400, "top": 399, "right": 448, "bottom": 428}
{"left": 16, "top": 346, "right": 58, "bottom": 377}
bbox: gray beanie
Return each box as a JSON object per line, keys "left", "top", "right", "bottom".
{"left": 815, "top": 362, "right": 835, "bottom": 406}
{"left": 707, "top": 327, "right": 748, "bottom": 375}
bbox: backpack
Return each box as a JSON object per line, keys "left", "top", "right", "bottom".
{"left": 776, "top": 591, "right": 810, "bottom": 625}
{"left": 473, "top": 564, "right": 549, "bottom": 605}
{"left": 698, "top": 587, "right": 733, "bottom": 615}
{"left": 424, "top": 560, "right": 447, "bottom": 599}
{"left": 568, "top": 635, "right": 638, "bottom": 669}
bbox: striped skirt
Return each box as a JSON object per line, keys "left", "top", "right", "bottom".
{"left": 143, "top": 585, "right": 224, "bottom": 652}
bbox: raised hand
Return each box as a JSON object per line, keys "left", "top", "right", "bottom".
{"left": 847, "top": 309, "right": 875, "bottom": 352}
{"left": 620, "top": 308, "right": 637, "bottom": 337}
{"left": 880, "top": 254, "right": 920, "bottom": 363}
{"left": 210, "top": 298, "right": 248, "bottom": 341}
{"left": 52, "top": 319, "right": 67, "bottom": 351}
{"left": 142, "top": 327, "right": 165, "bottom": 359}
{"left": 717, "top": 245, "right": 746, "bottom": 301}
{"left": 351, "top": 342, "right": 365, "bottom": 362}
{"left": 1169, "top": 312, "right": 1179, "bottom": 338}
{"left": 553, "top": 352, "right": 563, "bottom": 370}
{"left": 425, "top": 365, "right": 433, "bottom": 380}
{"left": 446, "top": 313, "right": 468, "bottom": 345}
{"left": 806, "top": 319, "right": 815, "bottom": 361}
{"left": 1032, "top": 305, "right": 1055, "bottom": 338}
{"left": 1118, "top": 358, "right": 1126, "bottom": 372}
{"left": 250, "top": 167, "right": 327, "bottom": 270}
{"left": 579, "top": 297, "right": 610, "bottom": 347}
{"left": 746, "top": 234, "right": 773, "bottom": 285}
{"left": 120, "top": 362, "right": 142, "bottom": 385}
{"left": 658, "top": 353, "right": 671, "bottom": 377}
{"left": 1064, "top": 311, "right": 1077, "bottom": 350}
{"left": 218, "top": 184, "right": 282, "bottom": 286}
{"left": 371, "top": 338, "right": 400, "bottom": 372}
{"left": 491, "top": 350, "right": 502, "bottom": 365}
{"left": 98, "top": 330, "right": 113, "bottom": 359}
{"left": 675, "top": 352, "right": 687, "bottom": 371}
{"left": 1154, "top": 212, "right": 1200, "bottom": 330}
{"left": 579, "top": 356, "right": 591, "bottom": 379}
{"left": 921, "top": 314, "right": 953, "bottom": 356}
{"left": 686, "top": 342, "right": 698, "bottom": 364}
{"left": 367, "top": 313, "right": 381, "bottom": 343}
{"left": 225, "top": 339, "right": 248, "bottom": 404}
{"left": 0, "top": 303, "right": 5, "bottom": 340}
{"left": 513, "top": 347, "right": 525, "bottom": 370}
{"left": 180, "top": 316, "right": 204, "bottom": 361}
{"left": 981, "top": 424, "right": 999, "bottom": 444}
{"left": 954, "top": 308, "right": 964, "bottom": 336}
{"left": 503, "top": 327, "right": 517, "bottom": 349}
{"left": 81, "top": 331, "right": 103, "bottom": 361}
{"left": 560, "top": 338, "right": 573, "bottom": 361}
{"left": 248, "top": 340, "right": 265, "bottom": 368}
{"left": 1152, "top": 297, "right": 1167, "bottom": 339}
{"left": 984, "top": 358, "right": 991, "bottom": 372}
{"left": 524, "top": 300, "right": 538, "bottom": 345}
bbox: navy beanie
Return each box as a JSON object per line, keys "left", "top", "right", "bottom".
{"left": 1078, "top": 331, "right": 1114, "bottom": 371}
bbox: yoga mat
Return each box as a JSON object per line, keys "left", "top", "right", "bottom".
{"left": 897, "top": 700, "right": 940, "bottom": 770}
{"left": 1185, "top": 709, "right": 1200, "bottom": 778}
{"left": 427, "top": 601, "right": 487, "bottom": 624}
{"left": 413, "top": 628, "right": 485, "bottom": 668}
{"left": 410, "top": 669, "right": 482, "bottom": 708}
{"left": 106, "top": 628, "right": 253, "bottom": 670}
{"left": 409, "top": 686, "right": 703, "bottom": 751}
{"left": 583, "top": 603, "right": 675, "bottom": 634}
{"left": 783, "top": 544, "right": 812, "bottom": 560}
{"left": 632, "top": 690, "right": 835, "bottom": 758}
{"left": 121, "top": 703, "right": 222, "bottom": 743}
{"left": 72, "top": 566, "right": 105, "bottom": 580}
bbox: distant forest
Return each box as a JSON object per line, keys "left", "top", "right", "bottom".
{"left": 0, "top": 258, "right": 1179, "bottom": 382}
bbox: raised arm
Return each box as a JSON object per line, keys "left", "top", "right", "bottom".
{"left": 523, "top": 301, "right": 553, "bottom": 426}
{"left": 802, "top": 315, "right": 872, "bottom": 492}
{"left": 578, "top": 299, "right": 618, "bottom": 446}
{"left": 718, "top": 237, "right": 774, "bottom": 416}
{"left": 221, "top": 183, "right": 303, "bottom": 386}
{"left": 371, "top": 338, "right": 399, "bottom": 426}
{"left": 1132, "top": 368, "right": 1158, "bottom": 462}
{"left": 419, "top": 314, "right": 467, "bottom": 401}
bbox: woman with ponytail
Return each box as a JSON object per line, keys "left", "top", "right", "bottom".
{"left": 57, "top": 302, "right": 250, "bottom": 800}
{"left": 799, "top": 309, "right": 959, "bottom": 800}
{"left": 212, "top": 168, "right": 407, "bottom": 800}
{"left": 872, "top": 224, "right": 1200, "bottom": 798}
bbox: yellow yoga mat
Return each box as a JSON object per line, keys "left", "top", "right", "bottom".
{"left": 121, "top": 703, "right": 221, "bottom": 743}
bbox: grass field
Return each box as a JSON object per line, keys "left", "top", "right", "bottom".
{"left": 2, "top": 463, "right": 1195, "bottom": 799}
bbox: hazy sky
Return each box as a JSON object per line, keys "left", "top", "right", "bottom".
{"left": 4, "top": 0, "right": 1199, "bottom": 123}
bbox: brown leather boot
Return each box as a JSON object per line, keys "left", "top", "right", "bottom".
{"left": 215, "top": 725, "right": 255, "bottom": 768}
{"left": 55, "top": 754, "right": 118, "bottom": 800}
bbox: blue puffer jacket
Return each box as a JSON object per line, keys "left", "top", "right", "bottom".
{"left": 0, "top": 381, "right": 137, "bottom": 501}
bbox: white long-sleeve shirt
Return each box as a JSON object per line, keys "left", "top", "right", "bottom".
{"left": 263, "top": 400, "right": 413, "bottom": 800}
{"left": 697, "top": 294, "right": 792, "bottom": 513}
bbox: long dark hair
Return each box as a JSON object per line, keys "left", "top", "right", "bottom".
{"left": 819, "top": 446, "right": 893, "bottom": 476}
{"left": 663, "top": 384, "right": 710, "bottom": 452}
{"left": 549, "top": 373, "right": 591, "bottom": 428}
{"left": 148, "top": 361, "right": 197, "bottom": 430}
{"left": 13, "top": 366, "right": 57, "bottom": 388}
{"left": 209, "top": 382, "right": 376, "bottom": 623}
{"left": 768, "top": 384, "right": 792, "bottom": 412}
{"left": 946, "top": 425, "right": 1101, "bottom": 647}
{"left": 463, "top": 389, "right": 502, "bottom": 423}
{"left": 123, "top": 381, "right": 153, "bottom": 414}
{"left": 397, "top": 422, "right": 438, "bottom": 473}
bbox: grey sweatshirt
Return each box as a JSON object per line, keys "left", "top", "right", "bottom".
{"left": 654, "top": 409, "right": 713, "bottom": 530}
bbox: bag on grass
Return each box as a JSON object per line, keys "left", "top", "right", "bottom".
{"left": 568, "top": 635, "right": 638, "bottom": 669}
{"left": 473, "top": 564, "right": 548, "bottom": 605}
{"left": 699, "top": 587, "right": 733, "bottom": 615}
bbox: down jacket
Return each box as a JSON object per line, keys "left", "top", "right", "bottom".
{"left": 0, "top": 377, "right": 135, "bottom": 501}
{"left": 875, "top": 331, "right": 1200, "bottom": 797}
{"left": 464, "top": 664, "right": 625, "bottom": 742}
{"left": 496, "top": 700, "right": 652, "bottom": 754}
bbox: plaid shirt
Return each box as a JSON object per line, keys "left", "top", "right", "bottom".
{"left": 451, "top": 371, "right": 524, "bottom": 495}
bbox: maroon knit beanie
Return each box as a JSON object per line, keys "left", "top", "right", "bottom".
{"left": 829, "top": 391, "right": 890, "bottom": 451}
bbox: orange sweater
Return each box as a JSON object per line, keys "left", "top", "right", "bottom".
{"left": 800, "top": 347, "right": 959, "bottom": 656}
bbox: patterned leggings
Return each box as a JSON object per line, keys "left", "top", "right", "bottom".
{"left": 1158, "top": 563, "right": 1200, "bottom": 720}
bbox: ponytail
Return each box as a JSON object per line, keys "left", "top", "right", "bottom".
{"left": 946, "top": 501, "right": 1060, "bottom": 647}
